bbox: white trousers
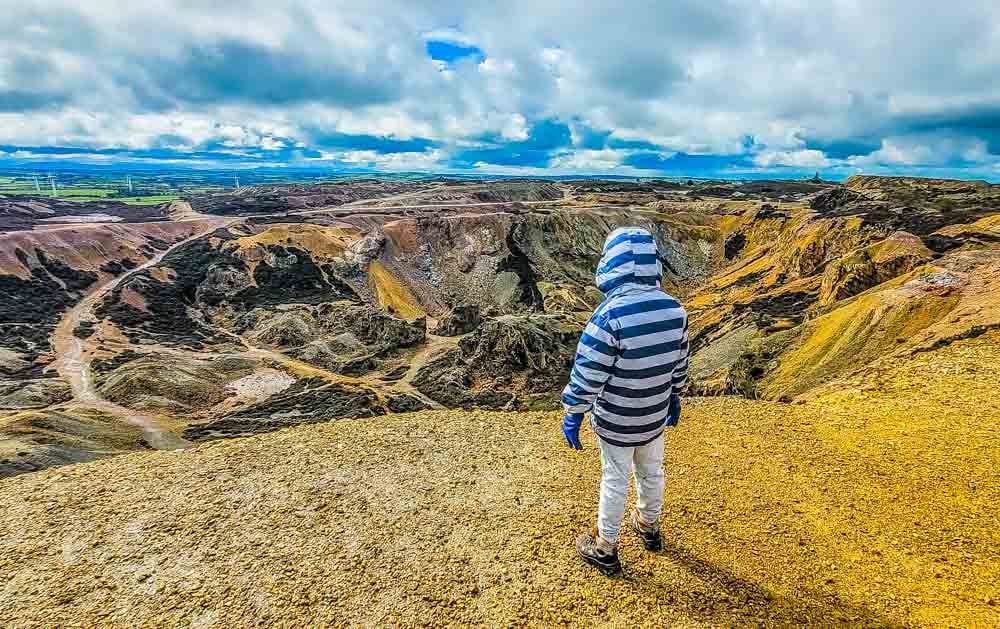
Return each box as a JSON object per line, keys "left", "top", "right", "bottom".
{"left": 596, "top": 434, "right": 665, "bottom": 544}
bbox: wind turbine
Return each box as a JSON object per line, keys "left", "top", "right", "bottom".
{"left": 33, "top": 175, "right": 41, "bottom": 193}
{"left": 126, "top": 174, "right": 133, "bottom": 193}
{"left": 234, "top": 174, "right": 240, "bottom": 190}
{"left": 47, "top": 174, "right": 56, "bottom": 196}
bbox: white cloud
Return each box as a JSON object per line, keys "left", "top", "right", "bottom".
{"left": 548, "top": 149, "right": 627, "bottom": 171}
{"left": 753, "top": 149, "right": 831, "bottom": 168}
{"left": 0, "top": 1, "right": 998, "bottom": 175}
{"left": 499, "top": 113, "right": 528, "bottom": 141}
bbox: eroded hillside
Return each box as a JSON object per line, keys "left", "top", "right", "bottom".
{"left": 1, "top": 176, "right": 998, "bottom": 478}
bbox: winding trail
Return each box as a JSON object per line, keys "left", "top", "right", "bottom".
{"left": 40, "top": 189, "right": 567, "bottom": 441}
{"left": 50, "top": 218, "right": 230, "bottom": 450}
{"left": 385, "top": 327, "right": 460, "bottom": 410}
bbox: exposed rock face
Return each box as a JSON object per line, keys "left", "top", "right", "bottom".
{"left": 0, "top": 348, "right": 30, "bottom": 376}
{"left": 433, "top": 304, "right": 481, "bottom": 336}
{"left": 536, "top": 282, "right": 604, "bottom": 314}
{"left": 243, "top": 310, "right": 318, "bottom": 348}
{"left": 411, "top": 350, "right": 517, "bottom": 410}
{"left": 379, "top": 208, "right": 719, "bottom": 317}
{"left": 0, "top": 221, "right": 218, "bottom": 376}
{"left": 748, "top": 250, "right": 1000, "bottom": 400}
{"left": 927, "top": 214, "right": 1000, "bottom": 253}
{"left": 385, "top": 393, "right": 431, "bottom": 413}
{"left": 686, "top": 175, "right": 1000, "bottom": 398}
{"left": 233, "top": 301, "right": 426, "bottom": 375}
{"left": 819, "top": 232, "right": 935, "bottom": 305}
{"left": 809, "top": 186, "right": 873, "bottom": 214}
{"left": 414, "top": 314, "right": 581, "bottom": 409}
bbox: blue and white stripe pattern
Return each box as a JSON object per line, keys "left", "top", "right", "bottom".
{"left": 562, "top": 227, "right": 689, "bottom": 447}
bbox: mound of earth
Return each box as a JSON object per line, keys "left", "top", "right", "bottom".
{"left": 233, "top": 301, "right": 426, "bottom": 375}
{"left": 0, "top": 379, "right": 71, "bottom": 410}
{"left": 98, "top": 355, "right": 258, "bottom": 412}
{"left": 184, "top": 378, "right": 384, "bottom": 441}
{"left": 818, "top": 231, "right": 934, "bottom": 305}
{"left": 1, "top": 331, "right": 997, "bottom": 626}
{"left": 0, "top": 405, "right": 147, "bottom": 478}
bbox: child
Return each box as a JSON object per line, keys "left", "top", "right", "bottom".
{"left": 561, "top": 227, "right": 689, "bottom": 576}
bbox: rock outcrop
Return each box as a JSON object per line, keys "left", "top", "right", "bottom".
{"left": 414, "top": 314, "right": 581, "bottom": 409}
{"left": 432, "top": 304, "right": 481, "bottom": 336}
{"left": 818, "top": 231, "right": 935, "bottom": 305}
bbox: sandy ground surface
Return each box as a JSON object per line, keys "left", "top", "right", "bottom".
{"left": 1, "top": 333, "right": 998, "bottom": 628}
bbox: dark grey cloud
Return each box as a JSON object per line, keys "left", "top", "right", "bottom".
{"left": 155, "top": 38, "right": 404, "bottom": 108}
{"left": 0, "top": 90, "right": 69, "bottom": 112}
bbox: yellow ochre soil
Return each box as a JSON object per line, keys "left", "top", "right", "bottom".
{"left": 1, "top": 332, "right": 998, "bottom": 627}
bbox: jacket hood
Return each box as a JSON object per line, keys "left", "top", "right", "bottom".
{"left": 595, "top": 227, "right": 662, "bottom": 294}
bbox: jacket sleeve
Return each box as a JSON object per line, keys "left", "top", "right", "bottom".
{"left": 671, "top": 313, "right": 690, "bottom": 394}
{"left": 561, "top": 310, "right": 620, "bottom": 415}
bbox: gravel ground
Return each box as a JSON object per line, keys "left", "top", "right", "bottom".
{"left": 1, "top": 334, "right": 998, "bottom": 627}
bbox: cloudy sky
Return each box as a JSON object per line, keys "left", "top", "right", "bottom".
{"left": 2, "top": 1, "right": 999, "bottom": 178}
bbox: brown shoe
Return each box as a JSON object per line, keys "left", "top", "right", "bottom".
{"left": 629, "top": 510, "right": 662, "bottom": 552}
{"left": 575, "top": 529, "right": 623, "bottom": 577}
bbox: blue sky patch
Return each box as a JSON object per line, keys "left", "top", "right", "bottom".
{"left": 425, "top": 40, "right": 484, "bottom": 64}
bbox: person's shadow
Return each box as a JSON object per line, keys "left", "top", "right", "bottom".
{"left": 639, "top": 540, "right": 902, "bottom": 627}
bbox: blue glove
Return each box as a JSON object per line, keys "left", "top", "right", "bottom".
{"left": 665, "top": 394, "right": 682, "bottom": 427}
{"left": 562, "top": 413, "right": 584, "bottom": 450}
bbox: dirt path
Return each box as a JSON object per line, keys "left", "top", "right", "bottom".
{"left": 384, "top": 327, "right": 461, "bottom": 409}
{"left": 49, "top": 219, "right": 229, "bottom": 450}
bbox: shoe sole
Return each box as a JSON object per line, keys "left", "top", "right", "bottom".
{"left": 576, "top": 548, "right": 623, "bottom": 577}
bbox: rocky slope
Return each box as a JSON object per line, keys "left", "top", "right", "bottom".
{"left": 1, "top": 175, "right": 998, "bottom": 479}
{"left": 685, "top": 176, "right": 1000, "bottom": 398}
{"left": 1, "top": 330, "right": 997, "bottom": 627}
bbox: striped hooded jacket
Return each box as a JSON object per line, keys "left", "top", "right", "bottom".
{"left": 561, "top": 227, "right": 689, "bottom": 447}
